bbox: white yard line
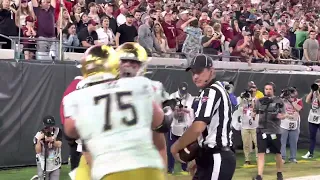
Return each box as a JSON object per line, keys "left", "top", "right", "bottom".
{"left": 286, "top": 175, "right": 320, "bottom": 180}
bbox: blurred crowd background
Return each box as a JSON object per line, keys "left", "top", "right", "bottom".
{"left": 0, "top": 0, "right": 319, "bottom": 64}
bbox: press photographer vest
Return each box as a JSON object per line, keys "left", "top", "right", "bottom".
{"left": 240, "top": 98, "right": 258, "bottom": 129}
{"left": 308, "top": 95, "right": 320, "bottom": 124}
{"left": 36, "top": 128, "right": 62, "bottom": 172}
{"left": 280, "top": 100, "right": 299, "bottom": 130}
{"left": 169, "top": 91, "right": 194, "bottom": 136}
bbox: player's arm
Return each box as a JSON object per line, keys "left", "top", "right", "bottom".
{"left": 63, "top": 94, "right": 80, "bottom": 139}
{"left": 82, "top": 141, "right": 93, "bottom": 167}
{"left": 151, "top": 101, "right": 168, "bottom": 167}
{"left": 64, "top": 117, "right": 80, "bottom": 139}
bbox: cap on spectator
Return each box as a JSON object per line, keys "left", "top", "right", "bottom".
{"left": 25, "top": 16, "right": 34, "bottom": 23}
{"left": 21, "top": 0, "right": 28, "bottom": 3}
{"left": 269, "top": 31, "right": 280, "bottom": 37}
{"left": 88, "top": 19, "right": 97, "bottom": 26}
{"left": 126, "top": 13, "right": 134, "bottom": 18}
{"left": 248, "top": 81, "right": 257, "bottom": 88}
{"left": 163, "top": 11, "right": 172, "bottom": 17}
{"left": 208, "top": 3, "right": 214, "bottom": 8}
{"left": 185, "top": 55, "right": 213, "bottom": 71}
{"left": 212, "top": 9, "right": 221, "bottom": 14}
{"left": 242, "top": 26, "right": 252, "bottom": 36}
{"left": 222, "top": 11, "right": 232, "bottom": 16}
{"left": 180, "top": 10, "right": 189, "bottom": 15}
{"left": 43, "top": 115, "right": 55, "bottom": 127}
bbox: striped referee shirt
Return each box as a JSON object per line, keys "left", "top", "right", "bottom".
{"left": 194, "top": 80, "right": 233, "bottom": 148}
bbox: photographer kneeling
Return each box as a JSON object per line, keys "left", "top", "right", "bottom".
{"left": 280, "top": 87, "right": 302, "bottom": 163}
{"left": 253, "top": 82, "right": 285, "bottom": 180}
{"left": 34, "top": 116, "right": 62, "bottom": 180}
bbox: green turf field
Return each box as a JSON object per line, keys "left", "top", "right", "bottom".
{"left": 0, "top": 149, "right": 319, "bottom": 180}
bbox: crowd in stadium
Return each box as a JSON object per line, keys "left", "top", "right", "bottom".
{"left": 0, "top": 0, "right": 319, "bottom": 63}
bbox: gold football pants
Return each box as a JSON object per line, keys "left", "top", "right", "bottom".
{"left": 75, "top": 155, "right": 91, "bottom": 180}
{"left": 102, "top": 168, "right": 165, "bottom": 180}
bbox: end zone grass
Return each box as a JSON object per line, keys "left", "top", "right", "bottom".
{"left": 0, "top": 149, "right": 319, "bottom": 180}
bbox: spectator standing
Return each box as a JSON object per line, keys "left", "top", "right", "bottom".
{"left": 176, "top": 10, "right": 189, "bottom": 52}
{"left": 302, "top": 30, "right": 319, "bottom": 63}
{"left": 221, "top": 11, "right": 234, "bottom": 52}
{"left": 132, "top": 9, "right": 142, "bottom": 30}
{"left": 100, "top": 3, "right": 117, "bottom": 35}
{"left": 264, "top": 31, "right": 280, "bottom": 64}
{"left": 56, "top": 8, "right": 72, "bottom": 36}
{"left": 70, "top": 5, "right": 81, "bottom": 24}
{"left": 31, "top": 0, "right": 56, "bottom": 53}
{"left": 231, "top": 30, "right": 253, "bottom": 63}
{"left": 116, "top": 4, "right": 128, "bottom": 26}
{"left": 96, "top": 16, "right": 115, "bottom": 46}
{"left": 88, "top": 2, "right": 99, "bottom": 25}
{"left": 277, "top": 32, "right": 291, "bottom": 60}
{"left": 253, "top": 30, "right": 267, "bottom": 61}
{"left": 181, "top": 17, "right": 202, "bottom": 62}
{"left": 161, "top": 12, "right": 177, "bottom": 52}
{"left": 76, "top": 13, "right": 89, "bottom": 33}
{"left": 15, "top": 0, "right": 35, "bottom": 28}
{"left": 61, "top": 23, "right": 79, "bottom": 52}
{"left": 201, "top": 26, "right": 219, "bottom": 55}
{"left": 115, "top": 13, "right": 138, "bottom": 47}
{"left": 74, "top": 0, "right": 86, "bottom": 12}
{"left": 0, "top": 0, "right": 18, "bottom": 49}
{"left": 77, "top": 19, "right": 98, "bottom": 48}
{"left": 22, "top": 16, "right": 37, "bottom": 60}
{"left": 138, "top": 15, "right": 161, "bottom": 55}
{"left": 153, "top": 22, "right": 169, "bottom": 53}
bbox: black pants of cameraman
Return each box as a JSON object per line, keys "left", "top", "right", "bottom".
{"left": 192, "top": 147, "right": 236, "bottom": 180}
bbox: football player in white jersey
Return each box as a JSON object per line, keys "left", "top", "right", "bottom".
{"left": 63, "top": 44, "right": 169, "bottom": 180}
{"left": 115, "top": 42, "right": 175, "bottom": 166}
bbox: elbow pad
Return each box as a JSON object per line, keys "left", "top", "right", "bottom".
{"left": 153, "top": 106, "right": 174, "bottom": 133}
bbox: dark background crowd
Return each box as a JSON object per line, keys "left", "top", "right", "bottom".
{"left": 0, "top": 0, "right": 319, "bottom": 63}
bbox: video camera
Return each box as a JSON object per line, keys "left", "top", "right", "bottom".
{"left": 280, "top": 87, "right": 296, "bottom": 99}
{"left": 311, "top": 83, "right": 319, "bottom": 92}
{"left": 241, "top": 89, "right": 253, "bottom": 99}
{"left": 258, "top": 97, "right": 284, "bottom": 114}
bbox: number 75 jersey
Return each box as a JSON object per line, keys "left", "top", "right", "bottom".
{"left": 63, "top": 76, "right": 164, "bottom": 180}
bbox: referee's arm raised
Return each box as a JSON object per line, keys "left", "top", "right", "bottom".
{"left": 171, "top": 88, "right": 219, "bottom": 153}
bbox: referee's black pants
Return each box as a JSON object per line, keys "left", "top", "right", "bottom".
{"left": 192, "top": 148, "right": 236, "bottom": 180}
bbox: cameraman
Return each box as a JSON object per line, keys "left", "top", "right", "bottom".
{"left": 167, "top": 82, "right": 194, "bottom": 174}
{"left": 253, "top": 82, "right": 285, "bottom": 180}
{"left": 280, "top": 87, "right": 303, "bottom": 163}
{"left": 302, "top": 79, "right": 320, "bottom": 159}
{"left": 34, "top": 116, "right": 62, "bottom": 180}
{"left": 238, "top": 88, "right": 258, "bottom": 166}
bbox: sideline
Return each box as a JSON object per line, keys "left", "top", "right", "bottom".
{"left": 286, "top": 175, "right": 320, "bottom": 180}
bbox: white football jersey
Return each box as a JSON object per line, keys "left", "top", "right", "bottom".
{"left": 151, "top": 80, "right": 169, "bottom": 105}
{"left": 63, "top": 76, "right": 164, "bottom": 180}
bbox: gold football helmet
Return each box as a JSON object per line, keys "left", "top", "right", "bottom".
{"left": 79, "top": 45, "right": 119, "bottom": 78}
{"left": 115, "top": 42, "right": 148, "bottom": 77}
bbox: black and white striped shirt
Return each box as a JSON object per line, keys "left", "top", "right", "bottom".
{"left": 194, "top": 80, "right": 233, "bottom": 148}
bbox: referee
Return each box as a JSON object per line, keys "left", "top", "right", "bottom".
{"left": 171, "top": 55, "right": 236, "bottom": 180}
